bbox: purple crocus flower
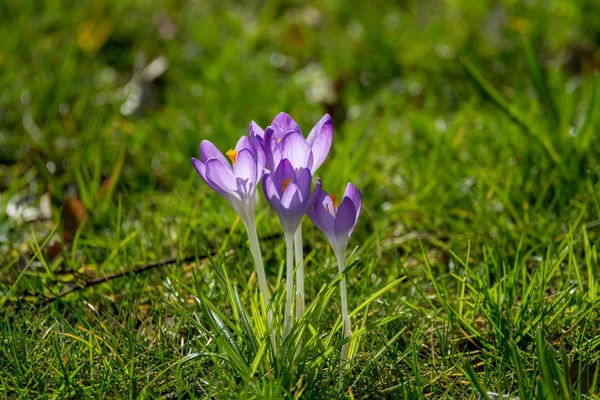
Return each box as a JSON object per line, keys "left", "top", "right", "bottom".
{"left": 307, "top": 180, "right": 362, "bottom": 257}
{"left": 262, "top": 156, "right": 322, "bottom": 338}
{"left": 262, "top": 159, "right": 321, "bottom": 236}
{"left": 308, "top": 180, "right": 361, "bottom": 366}
{"left": 191, "top": 135, "right": 265, "bottom": 221}
{"left": 249, "top": 112, "right": 333, "bottom": 174}
{"left": 191, "top": 134, "right": 277, "bottom": 349}
{"left": 252, "top": 112, "right": 333, "bottom": 338}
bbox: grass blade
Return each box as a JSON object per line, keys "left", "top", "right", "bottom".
{"left": 460, "top": 55, "right": 562, "bottom": 164}
{"left": 464, "top": 363, "right": 491, "bottom": 400}
{"left": 537, "top": 327, "right": 561, "bottom": 400}
{"left": 201, "top": 298, "right": 250, "bottom": 377}
{"left": 507, "top": 339, "right": 529, "bottom": 399}
{"left": 234, "top": 286, "right": 259, "bottom": 357}
{"left": 523, "top": 38, "right": 559, "bottom": 124}
{"left": 577, "top": 74, "right": 600, "bottom": 149}
{"left": 460, "top": 55, "right": 529, "bottom": 132}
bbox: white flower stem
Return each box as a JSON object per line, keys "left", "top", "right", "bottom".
{"left": 283, "top": 232, "right": 295, "bottom": 340}
{"left": 294, "top": 223, "right": 305, "bottom": 321}
{"left": 337, "top": 251, "right": 351, "bottom": 369}
{"left": 243, "top": 217, "right": 277, "bottom": 351}
{"left": 293, "top": 223, "right": 305, "bottom": 360}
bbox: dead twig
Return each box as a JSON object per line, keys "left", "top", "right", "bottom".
{"left": 22, "top": 232, "right": 282, "bottom": 308}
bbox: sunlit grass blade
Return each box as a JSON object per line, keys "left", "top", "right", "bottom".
{"left": 349, "top": 277, "right": 406, "bottom": 318}
{"left": 206, "top": 252, "right": 240, "bottom": 326}
{"left": 234, "top": 286, "right": 258, "bottom": 358}
{"left": 325, "top": 276, "right": 406, "bottom": 356}
{"left": 200, "top": 298, "right": 250, "bottom": 377}
{"left": 350, "top": 326, "right": 407, "bottom": 389}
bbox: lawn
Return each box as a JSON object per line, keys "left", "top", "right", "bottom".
{"left": 1, "top": 0, "right": 600, "bottom": 398}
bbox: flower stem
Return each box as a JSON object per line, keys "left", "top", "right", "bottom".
{"left": 243, "top": 217, "right": 277, "bottom": 351}
{"left": 337, "top": 251, "right": 351, "bottom": 368}
{"left": 283, "top": 232, "right": 295, "bottom": 340}
{"left": 294, "top": 223, "right": 305, "bottom": 321}
{"left": 293, "top": 223, "right": 305, "bottom": 359}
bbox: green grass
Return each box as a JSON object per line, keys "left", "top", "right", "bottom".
{"left": 1, "top": 0, "right": 600, "bottom": 398}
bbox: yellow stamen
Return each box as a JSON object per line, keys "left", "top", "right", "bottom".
{"left": 277, "top": 137, "right": 282, "bottom": 144}
{"left": 282, "top": 178, "right": 292, "bottom": 193}
{"left": 226, "top": 149, "right": 237, "bottom": 165}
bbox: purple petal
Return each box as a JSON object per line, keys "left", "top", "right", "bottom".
{"left": 191, "top": 158, "right": 207, "bottom": 181}
{"left": 306, "top": 177, "right": 322, "bottom": 208}
{"left": 295, "top": 168, "right": 312, "bottom": 199}
{"left": 200, "top": 140, "right": 229, "bottom": 166}
{"left": 233, "top": 148, "right": 257, "bottom": 195}
{"left": 235, "top": 136, "right": 254, "bottom": 155}
{"left": 255, "top": 145, "right": 266, "bottom": 182}
{"left": 281, "top": 132, "right": 311, "bottom": 171}
{"left": 306, "top": 114, "right": 333, "bottom": 173}
{"left": 249, "top": 121, "right": 264, "bottom": 140}
{"left": 278, "top": 182, "right": 304, "bottom": 234}
{"left": 343, "top": 182, "right": 362, "bottom": 224}
{"left": 262, "top": 172, "right": 282, "bottom": 212}
{"left": 205, "top": 158, "right": 239, "bottom": 199}
{"left": 281, "top": 182, "right": 303, "bottom": 210}
{"left": 273, "top": 159, "right": 297, "bottom": 195}
{"left": 271, "top": 112, "right": 301, "bottom": 138}
{"left": 263, "top": 127, "right": 281, "bottom": 171}
{"left": 334, "top": 197, "right": 357, "bottom": 239}
{"left": 307, "top": 186, "right": 336, "bottom": 238}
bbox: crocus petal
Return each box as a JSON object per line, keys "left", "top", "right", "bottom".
{"left": 271, "top": 112, "right": 301, "bottom": 138}
{"left": 306, "top": 114, "right": 333, "bottom": 173}
{"left": 307, "top": 188, "right": 336, "bottom": 238}
{"left": 273, "top": 158, "right": 297, "bottom": 195}
{"left": 262, "top": 173, "right": 282, "bottom": 212}
{"left": 191, "top": 158, "right": 207, "bottom": 181}
{"left": 306, "top": 177, "right": 322, "bottom": 208}
{"left": 200, "top": 140, "right": 229, "bottom": 166}
{"left": 249, "top": 121, "right": 264, "bottom": 141}
{"left": 321, "top": 193, "right": 336, "bottom": 218}
{"left": 343, "top": 182, "right": 362, "bottom": 224}
{"left": 334, "top": 197, "right": 358, "bottom": 238}
{"left": 233, "top": 148, "right": 257, "bottom": 195}
{"left": 255, "top": 145, "right": 266, "bottom": 182}
{"left": 205, "top": 158, "right": 239, "bottom": 199}
{"left": 263, "top": 127, "right": 281, "bottom": 171}
{"left": 277, "top": 182, "right": 304, "bottom": 234}
{"left": 295, "top": 168, "right": 312, "bottom": 198}
{"left": 281, "top": 182, "right": 303, "bottom": 210}
{"left": 235, "top": 135, "right": 254, "bottom": 155}
{"left": 281, "top": 132, "right": 311, "bottom": 171}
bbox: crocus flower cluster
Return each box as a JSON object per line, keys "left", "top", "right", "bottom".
{"left": 192, "top": 112, "right": 361, "bottom": 360}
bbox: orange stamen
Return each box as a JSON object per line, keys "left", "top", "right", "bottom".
{"left": 277, "top": 138, "right": 282, "bottom": 144}
{"left": 282, "top": 178, "right": 292, "bottom": 193}
{"left": 326, "top": 194, "right": 339, "bottom": 214}
{"left": 226, "top": 149, "right": 237, "bottom": 165}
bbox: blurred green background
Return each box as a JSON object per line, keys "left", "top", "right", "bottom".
{"left": 1, "top": 0, "right": 600, "bottom": 397}
{"left": 1, "top": 0, "right": 598, "bottom": 255}
{"left": 1, "top": 0, "right": 598, "bottom": 190}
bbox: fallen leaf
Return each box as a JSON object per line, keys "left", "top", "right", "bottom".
{"left": 63, "top": 195, "right": 86, "bottom": 243}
